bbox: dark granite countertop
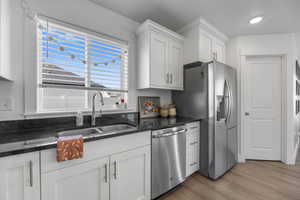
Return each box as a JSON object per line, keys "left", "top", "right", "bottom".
{"left": 0, "top": 113, "right": 199, "bottom": 157}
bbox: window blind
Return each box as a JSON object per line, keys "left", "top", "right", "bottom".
{"left": 37, "top": 18, "right": 129, "bottom": 92}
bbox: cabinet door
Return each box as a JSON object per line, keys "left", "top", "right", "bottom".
{"left": 42, "top": 157, "right": 109, "bottom": 200}
{"left": 150, "top": 31, "right": 168, "bottom": 88}
{"left": 0, "top": 152, "right": 40, "bottom": 200}
{"left": 110, "top": 145, "right": 151, "bottom": 200}
{"left": 213, "top": 39, "right": 226, "bottom": 64}
{"left": 199, "top": 30, "right": 213, "bottom": 62}
{"left": 168, "top": 39, "right": 184, "bottom": 90}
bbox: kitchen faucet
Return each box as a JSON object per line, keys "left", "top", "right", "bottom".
{"left": 91, "top": 91, "right": 105, "bottom": 126}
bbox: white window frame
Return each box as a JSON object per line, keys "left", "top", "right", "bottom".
{"left": 35, "top": 15, "right": 130, "bottom": 114}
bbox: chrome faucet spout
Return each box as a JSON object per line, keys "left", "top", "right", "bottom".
{"left": 91, "top": 91, "right": 105, "bottom": 126}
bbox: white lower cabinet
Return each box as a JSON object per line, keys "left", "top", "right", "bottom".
{"left": 42, "top": 157, "right": 110, "bottom": 200}
{"left": 41, "top": 131, "right": 151, "bottom": 200}
{"left": 186, "top": 122, "right": 200, "bottom": 177}
{"left": 0, "top": 152, "right": 40, "bottom": 200}
{"left": 110, "top": 146, "right": 151, "bottom": 200}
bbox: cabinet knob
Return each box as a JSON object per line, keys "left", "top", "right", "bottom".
{"left": 245, "top": 112, "right": 250, "bottom": 116}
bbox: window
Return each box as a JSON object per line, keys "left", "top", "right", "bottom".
{"left": 36, "top": 17, "right": 129, "bottom": 112}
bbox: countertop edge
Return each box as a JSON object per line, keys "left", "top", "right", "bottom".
{"left": 0, "top": 118, "right": 201, "bottom": 158}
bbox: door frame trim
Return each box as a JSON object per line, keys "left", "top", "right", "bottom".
{"left": 240, "top": 54, "right": 287, "bottom": 163}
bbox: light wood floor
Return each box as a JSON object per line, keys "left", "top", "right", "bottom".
{"left": 158, "top": 160, "right": 300, "bottom": 200}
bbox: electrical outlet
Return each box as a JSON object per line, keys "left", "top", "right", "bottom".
{"left": 0, "top": 98, "right": 12, "bottom": 111}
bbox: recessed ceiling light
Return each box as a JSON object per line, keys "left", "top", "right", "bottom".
{"left": 249, "top": 16, "right": 263, "bottom": 24}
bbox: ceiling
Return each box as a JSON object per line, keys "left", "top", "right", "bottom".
{"left": 89, "top": 0, "right": 300, "bottom": 37}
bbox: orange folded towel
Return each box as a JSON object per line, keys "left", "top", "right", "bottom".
{"left": 57, "top": 135, "right": 84, "bottom": 162}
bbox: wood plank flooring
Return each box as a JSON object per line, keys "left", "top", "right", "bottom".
{"left": 158, "top": 160, "right": 300, "bottom": 200}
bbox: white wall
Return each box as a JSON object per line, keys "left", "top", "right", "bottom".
{"left": 227, "top": 33, "right": 298, "bottom": 164}
{"left": 0, "top": 0, "right": 171, "bottom": 121}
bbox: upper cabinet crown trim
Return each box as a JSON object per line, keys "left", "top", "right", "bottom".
{"left": 178, "top": 17, "right": 228, "bottom": 42}
{"left": 136, "top": 19, "right": 184, "bottom": 41}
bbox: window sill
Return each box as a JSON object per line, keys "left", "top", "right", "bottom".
{"left": 24, "top": 108, "right": 135, "bottom": 119}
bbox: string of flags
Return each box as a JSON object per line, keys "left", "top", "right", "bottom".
{"left": 39, "top": 24, "right": 127, "bottom": 67}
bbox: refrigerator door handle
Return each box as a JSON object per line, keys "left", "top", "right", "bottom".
{"left": 225, "top": 80, "right": 231, "bottom": 123}
{"left": 227, "top": 80, "right": 232, "bottom": 124}
{"left": 230, "top": 82, "right": 233, "bottom": 122}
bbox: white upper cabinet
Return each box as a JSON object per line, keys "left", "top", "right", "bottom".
{"left": 199, "top": 29, "right": 213, "bottom": 62}
{"left": 0, "top": 0, "right": 13, "bottom": 81}
{"left": 137, "top": 20, "right": 184, "bottom": 90}
{"left": 212, "top": 37, "right": 226, "bottom": 64}
{"left": 168, "top": 39, "right": 184, "bottom": 89}
{"left": 0, "top": 152, "right": 40, "bottom": 200}
{"left": 178, "top": 18, "right": 228, "bottom": 65}
{"left": 149, "top": 30, "right": 169, "bottom": 88}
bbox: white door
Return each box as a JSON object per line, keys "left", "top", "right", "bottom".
{"left": 168, "top": 39, "right": 183, "bottom": 89}
{"left": 150, "top": 31, "right": 168, "bottom": 88}
{"left": 42, "top": 156, "right": 109, "bottom": 200}
{"left": 0, "top": 152, "right": 40, "bottom": 200}
{"left": 199, "top": 29, "right": 213, "bottom": 62}
{"left": 243, "top": 56, "right": 282, "bottom": 160}
{"left": 110, "top": 146, "right": 151, "bottom": 200}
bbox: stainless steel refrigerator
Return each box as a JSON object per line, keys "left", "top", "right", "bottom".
{"left": 172, "top": 60, "right": 238, "bottom": 180}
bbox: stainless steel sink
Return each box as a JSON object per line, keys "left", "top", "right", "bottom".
{"left": 57, "top": 128, "right": 102, "bottom": 138}
{"left": 97, "top": 124, "right": 137, "bottom": 133}
{"left": 57, "top": 124, "right": 137, "bottom": 139}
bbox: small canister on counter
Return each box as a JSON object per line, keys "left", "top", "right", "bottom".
{"left": 160, "top": 105, "right": 169, "bottom": 118}
{"left": 169, "top": 104, "right": 177, "bottom": 118}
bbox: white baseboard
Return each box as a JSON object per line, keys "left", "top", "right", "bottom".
{"left": 238, "top": 153, "right": 246, "bottom": 163}
{"left": 290, "top": 136, "right": 300, "bottom": 165}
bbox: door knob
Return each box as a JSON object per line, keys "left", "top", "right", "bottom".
{"left": 245, "top": 112, "right": 250, "bottom": 116}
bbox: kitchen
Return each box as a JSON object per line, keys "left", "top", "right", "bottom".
{"left": 0, "top": 0, "right": 300, "bottom": 200}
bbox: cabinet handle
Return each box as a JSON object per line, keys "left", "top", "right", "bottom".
{"left": 113, "top": 161, "right": 117, "bottom": 180}
{"left": 190, "top": 162, "right": 197, "bottom": 166}
{"left": 166, "top": 73, "right": 169, "bottom": 84}
{"left": 213, "top": 52, "right": 217, "bottom": 60}
{"left": 190, "top": 141, "right": 198, "bottom": 145}
{"left": 29, "top": 161, "right": 33, "bottom": 187}
{"left": 104, "top": 163, "right": 108, "bottom": 183}
{"left": 170, "top": 73, "right": 173, "bottom": 84}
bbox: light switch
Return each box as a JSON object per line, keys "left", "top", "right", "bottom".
{"left": 0, "top": 98, "right": 12, "bottom": 111}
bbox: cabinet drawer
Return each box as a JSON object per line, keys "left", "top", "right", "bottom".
{"left": 41, "top": 131, "right": 151, "bottom": 173}
{"left": 187, "top": 130, "right": 200, "bottom": 143}
{"left": 188, "top": 160, "right": 199, "bottom": 175}
{"left": 186, "top": 144, "right": 199, "bottom": 176}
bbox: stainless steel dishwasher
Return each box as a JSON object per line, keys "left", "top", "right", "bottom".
{"left": 151, "top": 126, "right": 187, "bottom": 199}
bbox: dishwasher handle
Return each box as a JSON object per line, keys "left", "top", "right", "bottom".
{"left": 152, "top": 128, "right": 187, "bottom": 138}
